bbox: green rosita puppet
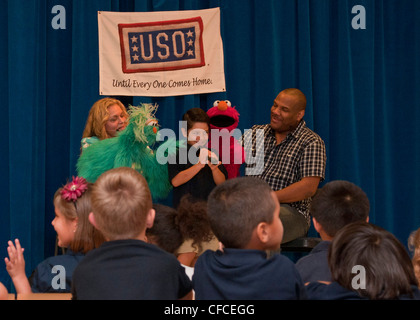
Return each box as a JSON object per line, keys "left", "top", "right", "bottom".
{"left": 76, "top": 103, "right": 172, "bottom": 200}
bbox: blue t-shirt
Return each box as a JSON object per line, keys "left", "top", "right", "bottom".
{"left": 29, "top": 249, "right": 84, "bottom": 293}
{"left": 72, "top": 239, "right": 192, "bottom": 300}
{"left": 295, "top": 240, "right": 331, "bottom": 283}
{"left": 193, "top": 248, "right": 306, "bottom": 300}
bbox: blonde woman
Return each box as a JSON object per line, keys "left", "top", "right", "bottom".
{"left": 81, "top": 98, "right": 129, "bottom": 150}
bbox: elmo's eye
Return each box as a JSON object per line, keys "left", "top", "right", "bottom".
{"left": 213, "top": 100, "right": 220, "bottom": 107}
{"left": 225, "top": 100, "right": 232, "bottom": 107}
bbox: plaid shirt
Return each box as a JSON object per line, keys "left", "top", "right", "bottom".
{"left": 241, "top": 120, "right": 326, "bottom": 224}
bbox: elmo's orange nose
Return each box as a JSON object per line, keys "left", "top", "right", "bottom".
{"left": 218, "top": 101, "right": 228, "bottom": 111}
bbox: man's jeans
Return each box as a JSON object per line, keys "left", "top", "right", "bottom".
{"left": 279, "top": 204, "right": 309, "bottom": 243}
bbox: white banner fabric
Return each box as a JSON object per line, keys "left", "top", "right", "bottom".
{"left": 98, "top": 8, "right": 226, "bottom": 97}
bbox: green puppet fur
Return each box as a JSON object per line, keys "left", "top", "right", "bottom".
{"left": 76, "top": 103, "right": 172, "bottom": 200}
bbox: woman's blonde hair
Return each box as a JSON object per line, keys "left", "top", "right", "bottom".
{"left": 54, "top": 184, "right": 105, "bottom": 253}
{"left": 82, "top": 98, "right": 128, "bottom": 140}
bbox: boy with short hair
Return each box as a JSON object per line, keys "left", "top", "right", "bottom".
{"left": 71, "top": 167, "right": 192, "bottom": 300}
{"left": 192, "top": 177, "right": 306, "bottom": 300}
{"left": 295, "top": 180, "right": 370, "bottom": 283}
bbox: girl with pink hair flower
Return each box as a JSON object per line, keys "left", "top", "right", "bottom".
{"left": 4, "top": 177, "right": 105, "bottom": 294}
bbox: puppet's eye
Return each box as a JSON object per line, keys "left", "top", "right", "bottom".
{"left": 225, "top": 100, "right": 232, "bottom": 107}
{"left": 213, "top": 100, "right": 220, "bottom": 107}
{"left": 146, "top": 119, "right": 158, "bottom": 126}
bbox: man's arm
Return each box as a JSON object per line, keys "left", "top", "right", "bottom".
{"left": 274, "top": 176, "right": 321, "bottom": 203}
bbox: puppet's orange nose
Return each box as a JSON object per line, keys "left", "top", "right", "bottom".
{"left": 153, "top": 127, "right": 157, "bottom": 134}
{"left": 218, "top": 101, "right": 228, "bottom": 111}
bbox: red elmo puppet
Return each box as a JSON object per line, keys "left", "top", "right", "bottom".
{"left": 207, "top": 100, "right": 245, "bottom": 179}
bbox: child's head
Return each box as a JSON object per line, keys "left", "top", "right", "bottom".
{"left": 329, "top": 221, "right": 419, "bottom": 299}
{"left": 181, "top": 108, "right": 210, "bottom": 147}
{"left": 408, "top": 227, "right": 420, "bottom": 287}
{"left": 147, "top": 204, "right": 184, "bottom": 254}
{"left": 90, "top": 167, "right": 155, "bottom": 241}
{"left": 207, "top": 177, "right": 283, "bottom": 250}
{"left": 310, "top": 180, "right": 370, "bottom": 239}
{"left": 177, "top": 195, "right": 214, "bottom": 253}
{"left": 53, "top": 177, "right": 104, "bottom": 253}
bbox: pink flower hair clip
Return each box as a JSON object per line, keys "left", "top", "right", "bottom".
{"left": 61, "top": 176, "right": 88, "bottom": 202}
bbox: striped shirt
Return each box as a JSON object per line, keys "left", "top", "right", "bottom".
{"left": 242, "top": 120, "right": 326, "bottom": 223}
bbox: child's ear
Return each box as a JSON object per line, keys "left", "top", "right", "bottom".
{"left": 88, "top": 212, "right": 98, "bottom": 230}
{"left": 256, "top": 222, "right": 269, "bottom": 244}
{"left": 146, "top": 208, "right": 155, "bottom": 229}
{"left": 72, "top": 217, "right": 79, "bottom": 233}
{"left": 312, "top": 217, "right": 322, "bottom": 234}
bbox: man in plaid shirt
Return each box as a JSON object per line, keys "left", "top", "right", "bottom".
{"left": 242, "top": 88, "right": 326, "bottom": 243}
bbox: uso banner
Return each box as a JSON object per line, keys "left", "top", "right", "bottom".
{"left": 98, "top": 8, "right": 226, "bottom": 97}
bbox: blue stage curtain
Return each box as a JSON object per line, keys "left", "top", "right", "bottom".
{"left": 1, "top": 0, "right": 420, "bottom": 290}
